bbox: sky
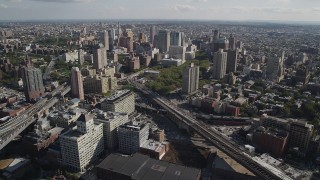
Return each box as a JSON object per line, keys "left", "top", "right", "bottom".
{"left": 0, "top": 0, "right": 320, "bottom": 21}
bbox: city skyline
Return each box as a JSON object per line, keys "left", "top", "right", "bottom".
{"left": 0, "top": 0, "right": 320, "bottom": 22}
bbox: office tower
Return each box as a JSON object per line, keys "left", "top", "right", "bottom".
{"left": 20, "top": 66, "right": 45, "bottom": 102}
{"left": 60, "top": 114, "right": 104, "bottom": 172}
{"left": 288, "top": 121, "right": 313, "bottom": 152}
{"left": 213, "top": 30, "right": 219, "bottom": 39}
{"left": 102, "top": 31, "right": 109, "bottom": 51}
{"left": 212, "top": 37, "right": 229, "bottom": 52}
{"left": 182, "top": 63, "right": 199, "bottom": 95}
{"left": 226, "top": 49, "right": 238, "bottom": 73}
{"left": 229, "top": 34, "right": 236, "bottom": 50}
{"left": 266, "top": 54, "right": 284, "bottom": 82}
{"left": 101, "top": 90, "right": 135, "bottom": 115}
{"left": 169, "top": 46, "right": 186, "bottom": 61}
{"left": 93, "top": 46, "right": 107, "bottom": 71}
{"left": 78, "top": 49, "right": 84, "bottom": 65}
{"left": 157, "top": 30, "right": 170, "bottom": 53}
{"left": 71, "top": 67, "right": 84, "bottom": 100}
{"left": 118, "top": 121, "right": 150, "bottom": 154}
{"left": 150, "top": 25, "right": 157, "bottom": 45}
{"left": 212, "top": 49, "right": 228, "bottom": 79}
{"left": 82, "top": 27, "right": 86, "bottom": 34}
{"left": 94, "top": 111, "right": 129, "bottom": 149}
{"left": 170, "top": 31, "right": 183, "bottom": 46}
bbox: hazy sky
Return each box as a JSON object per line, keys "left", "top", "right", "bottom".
{"left": 0, "top": 0, "right": 320, "bottom": 21}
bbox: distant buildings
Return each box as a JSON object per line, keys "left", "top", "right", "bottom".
{"left": 59, "top": 114, "right": 104, "bottom": 172}
{"left": 71, "top": 67, "right": 84, "bottom": 100}
{"left": 101, "top": 90, "right": 135, "bottom": 115}
{"left": 212, "top": 49, "right": 227, "bottom": 79}
{"left": 20, "top": 66, "right": 45, "bottom": 102}
{"left": 118, "top": 121, "right": 150, "bottom": 154}
{"left": 182, "top": 63, "right": 199, "bottom": 95}
{"left": 157, "top": 30, "right": 170, "bottom": 53}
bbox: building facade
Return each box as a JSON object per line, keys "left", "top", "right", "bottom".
{"left": 118, "top": 121, "right": 150, "bottom": 154}
{"left": 101, "top": 90, "right": 135, "bottom": 115}
{"left": 182, "top": 63, "right": 199, "bottom": 95}
{"left": 59, "top": 114, "right": 104, "bottom": 172}
{"left": 212, "top": 49, "right": 227, "bottom": 79}
{"left": 20, "top": 66, "right": 45, "bottom": 102}
{"left": 71, "top": 67, "right": 84, "bottom": 100}
{"left": 157, "top": 30, "right": 170, "bottom": 53}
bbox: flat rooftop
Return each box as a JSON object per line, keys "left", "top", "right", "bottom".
{"left": 96, "top": 153, "right": 200, "bottom": 180}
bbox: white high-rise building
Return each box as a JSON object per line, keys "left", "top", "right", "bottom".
{"left": 212, "top": 49, "right": 228, "bottom": 79}
{"left": 94, "top": 111, "right": 129, "bottom": 149}
{"left": 102, "top": 31, "right": 109, "bottom": 51}
{"left": 182, "top": 63, "right": 199, "bottom": 95}
{"left": 93, "top": 45, "right": 107, "bottom": 71}
{"left": 101, "top": 90, "right": 135, "bottom": 115}
{"left": 60, "top": 114, "right": 104, "bottom": 172}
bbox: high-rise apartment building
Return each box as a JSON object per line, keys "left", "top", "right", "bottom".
{"left": 94, "top": 111, "right": 129, "bottom": 149}
{"left": 71, "top": 67, "right": 84, "bottom": 100}
{"left": 93, "top": 46, "right": 107, "bottom": 71}
{"left": 169, "top": 45, "right": 186, "bottom": 61}
{"left": 288, "top": 121, "right": 313, "bottom": 152}
{"left": 118, "top": 121, "right": 150, "bottom": 154}
{"left": 20, "top": 66, "right": 45, "bottom": 102}
{"left": 102, "top": 31, "right": 109, "bottom": 51}
{"left": 212, "top": 49, "right": 228, "bottom": 79}
{"left": 101, "top": 90, "right": 135, "bottom": 115}
{"left": 266, "top": 53, "right": 285, "bottom": 82}
{"left": 157, "top": 30, "right": 170, "bottom": 53}
{"left": 226, "top": 49, "right": 238, "bottom": 73}
{"left": 83, "top": 75, "right": 117, "bottom": 94}
{"left": 182, "top": 63, "right": 199, "bottom": 95}
{"left": 59, "top": 114, "right": 104, "bottom": 172}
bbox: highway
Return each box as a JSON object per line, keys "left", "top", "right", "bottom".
{"left": 0, "top": 84, "right": 70, "bottom": 150}
{"left": 128, "top": 73, "right": 287, "bottom": 180}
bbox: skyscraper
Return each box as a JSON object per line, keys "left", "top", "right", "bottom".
{"left": 213, "top": 30, "right": 219, "bottom": 40}
{"left": 71, "top": 67, "right": 84, "bottom": 100}
{"left": 212, "top": 37, "right": 229, "bottom": 52}
{"left": 229, "top": 34, "right": 236, "bottom": 50}
{"left": 157, "top": 30, "right": 170, "bottom": 53}
{"left": 93, "top": 45, "right": 107, "bottom": 71}
{"left": 170, "top": 31, "right": 183, "bottom": 46}
{"left": 107, "top": 29, "right": 115, "bottom": 51}
{"left": 102, "top": 31, "right": 109, "bottom": 51}
{"left": 150, "top": 25, "right": 157, "bottom": 45}
{"left": 20, "top": 66, "right": 45, "bottom": 102}
{"left": 226, "top": 49, "right": 238, "bottom": 73}
{"left": 182, "top": 63, "right": 200, "bottom": 95}
{"left": 212, "top": 49, "right": 228, "bottom": 79}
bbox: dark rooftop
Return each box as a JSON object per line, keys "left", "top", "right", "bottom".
{"left": 96, "top": 153, "right": 200, "bottom": 180}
